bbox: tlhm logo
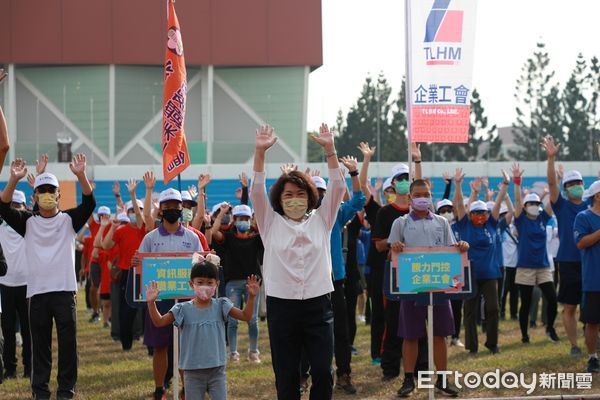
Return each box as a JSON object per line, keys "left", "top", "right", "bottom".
{"left": 423, "top": 0, "right": 463, "bottom": 65}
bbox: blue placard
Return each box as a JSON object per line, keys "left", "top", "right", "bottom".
{"left": 140, "top": 253, "right": 195, "bottom": 300}
{"left": 396, "top": 249, "right": 465, "bottom": 293}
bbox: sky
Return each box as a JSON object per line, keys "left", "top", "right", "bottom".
{"left": 307, "top": 0, "right": 600, "bottom": 133}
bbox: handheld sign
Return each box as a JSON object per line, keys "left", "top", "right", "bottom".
{"left": 139, "top": 252, "right": 198, "bottom": 301}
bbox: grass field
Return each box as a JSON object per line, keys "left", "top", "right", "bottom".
{"left": 2, "top": 300, "right": 600, "bottom": 399}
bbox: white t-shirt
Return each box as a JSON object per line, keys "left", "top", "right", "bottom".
{"left": 502, "top": 224, "right": 519, "bottom": 268}
{"left": 0, "top": 221, "right": 28, "bottom": 286}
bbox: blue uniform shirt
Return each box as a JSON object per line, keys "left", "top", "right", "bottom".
{"left": 552, "top": 195, "right": 588, "bottom": 263}
{"left": 331, "top": 191, "right": 366, "bottom": 281}
{"left": 514, "top": 211, "right": 551, "bottom": 268}
{"left": 573, "top": 209, "right": 600, "bottom": 292}
{"left": 455, "top": 215, "right": 501, "bottom": 280}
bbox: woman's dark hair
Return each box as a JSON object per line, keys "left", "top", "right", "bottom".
{"left": 190, "top": 261, "right": 219, "bottom": 281}
{"left": 269, "top": 171, "right": 319, "bottom": 215}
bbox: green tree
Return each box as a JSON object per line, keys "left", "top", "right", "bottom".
{"left": 387, "top": 78, "right": 408, "bottom": 161}
{"left": 588, "top": 56, "right": 600, "bottom": 159}
{"left": 562, "top": 53, "right": 591, "bottom": 160}
{"left": 510, "top": 42, "right": 563, "bottom": 161}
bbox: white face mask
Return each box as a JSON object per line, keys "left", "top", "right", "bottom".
{"left": 440, "top": 212, "right": 455, "bottom": 223}
{"left": 526, "top": 205, "right": 541, "bottom": 217}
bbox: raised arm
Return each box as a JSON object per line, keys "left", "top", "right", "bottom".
{"left": 504, "top": 193, "right": 515, "bottom": 225}
{"left": 482, "top": 177, "right": 492, "bottom": 202}
{"left": 512, "top": 163, "right": 524, "bottom": 218}
{"left": 112, "top": 181, "right": 125, "bottom": 212}
{"left": 126, "top": 178, "right": 143, "bottom": 229}
{"left": 192, "top": 174, "right": 210, "bottom": 230}
{"left": 492, "top": 171, "right": 510, "bottom": 220}
{"left": 453, "top": 168, "right": 467, "bottom": 221}
{"left": 310, "top": 123, "right": 341, "bottom": 171}
{"left": 469, "top": 177, "right": 482, "bottom": 205}
{"left": 542, "top": 136, "right": 560, "bottom": 204}
{"left": 210, "top": 203, "right": 229, "bottom": 243}
{"left": 0, "top": 159, "right": 31, "bottom": 236}
{"left": 372, "top": 178, "right": 383, "bottom": 206}
{"left": 227, "top": 275, "right": 260, "bottom": 322}
{"left": 250, "top": 125, "right": 278, "bottom": 232}
{"left": 0, "top": 70, "right": 10, "bottom": 174}
{"left": 412, "top": 143, "right": 422, "bottom": 180}
{"left": 313, "top": 124, "right": 344, "bottom": 228}
{"left": 340, "top": 155, "right": 361, "bottom": 194}
{"left": 145, "top": 282, "right": 176, "bottom": 327}
{"left": 239, "top": 172, "right": 249, "bottom": 205}
{"left": 102, "top": 220, "right": 120, "bottom": 249}
{"left": 357, "top": 142, "right": 375, "bottom": 198}
{"left": 442, "top": 171, "right": 453, "bottom": 200}
{"left": 142, "top": 171, "right": 156, "bottom": 229}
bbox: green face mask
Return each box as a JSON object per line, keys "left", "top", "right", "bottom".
{"left": 566, "top": 184, "right": 584, "bottom": 199}
{"left": 394, "top": 180, "right": 410, "bottom": 195}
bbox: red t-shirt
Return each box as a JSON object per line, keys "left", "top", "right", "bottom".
{"left": 88, "top": 219, "right": 101, "bottom": 262}
{"left": 99, "top": 245, "right": 118, "bottom": 294}
{"left": 112, "top": 223, "right": 146, "bottom": 270}
{"left": 82, "top": 236, "right": 94, "bottom": 273}
{"left": 187, "top": 226, "right": 210, "bottom": 251}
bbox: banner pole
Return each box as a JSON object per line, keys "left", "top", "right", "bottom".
{"left": 404, "top": 0, "right": 413, "bottom": 176}
{"left": 428, "top": 291, "right": 434, "bottom": 400}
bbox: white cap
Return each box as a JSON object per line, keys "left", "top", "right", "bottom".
{"left": 125, "top": 199, "right": 144, "bottom": 211}
{"left": 563, "top": 170, "right": 583, "bottom": 185}
{"left": 11, "top": 190, "right": 26, "bottom": 205}
{"left": 586, "top": 180, "right": 600, "bottom": 198}
{"left": 524, "top": 193, "right": 541, "bottom": 204}
{"left": 382, "top": 177, "right": 394, "bottom": 191}
{"left": 117, "top": 212, "right": 130, "bottom": 223}
{"left": 159, "top": 188, "right": 182, "bottom": 204}
{"left": 34, "top": 173, "right": 59, "bottom": 190}
{"left": 311, "top": 176, "right": 327, "bottom": 191}
{"left": 391, "top": 163, "right": 410, "bottom": 179}
{"left": 211, "top": 202, "right": 228, "bottom": 216}
{"left": 486, "top": 201, "right": 495, "bottom": 211}
{"left": 232, "top": 204, "right": 252, "bottom": 217}
{"left": 436, "top": 199, "right": 453, "bottom": 211}
{"left": 97, "top": 206, "right": 111, "bottom": 215}
{"left": 500, "top": 205, "right": 508, "bottom": 214}
{"left": 469, "top": 200, "right": 488, "bottom": 212}
{"left": 181, "top": 190, "right": 197, "bottom": 205}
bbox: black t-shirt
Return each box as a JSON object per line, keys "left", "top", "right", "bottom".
{"left": 366, "top": 202, "right": 409, "bottom": 269}
{"left": 215, "top": 231, "right": 264, "bottom": 282}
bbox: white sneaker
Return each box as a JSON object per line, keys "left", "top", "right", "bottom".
{"left": 247, "top": 350, "right": 261, "bottom": 364}
{"left": 357, "top": 314, "right": 366, "bottom": 323}
{"left": 15, "top": 332, "right": 23, "bottom": 347}
{"left": 230, "top": 352, "right": 240, "bottom": 363}
{"left": 450, "top": 338, "right": 465, "bottom": 348}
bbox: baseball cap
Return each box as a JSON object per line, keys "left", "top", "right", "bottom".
{"left": 232, "top": 204, "right": 252, "bottom": 218}
{"left": 211, "top": 202, "right": 229, "bottom": 216}
{"left": 125, "top": 199, "right": 144, "bottom": 211}
{"left": 97, "top": 206, "right": 111, "bottom": 216}
{"left": 159, "top": 188, "right": 182, "bottom": 204}
{"left": 586, "top": 180, "right": 600, "bottom": 198}
{"left": 436, "top": 199, "right": 453, "bottom": 211}
{"left": 117, "top": 212, "right": 130, "bottom": 223}
{"left": 486, "top": 201, "right": 495, "bottom": 211}
{"left": 391, "top": 163, "right": 409, "bottom": 179}
{"left": 181, "top": 190, "right": 197, "bottom": 206}
{"left": 469, "top": 200, "right": 488, "bottom": 212}
{"left": 34, "top": 173, "right": 59, "bottom": 190}
{"left": 563, "top": 170, "right": 583, "bottom": 185}
{"left": 311, "top": 176, "right": 327, "bottom": 191}
{"left": 382, "top": 177, "right": 394, "bottom": 192}
{"left": 500, "top": 205, "right": 508, "bottom": 214}
{"left": 524, "top": 193, "right": 542, "bottom": 204}
{"left": 11, "top": 190, "right": 26, "bottom": 205}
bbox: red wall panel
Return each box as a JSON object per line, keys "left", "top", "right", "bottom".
{"left": 62, "top": 0, "right": 113, "bottom": 63}
{"left": 11, "top": 0, "right": 62, "bottom": 63}
{"left": 0, "top": 0, "right": 12, "bottom": 61}
{"left": 112, "top": 0, "right": 163, "bottom": 64}
{"left": 176, "top": 0, "right": 212, "bottom": 65}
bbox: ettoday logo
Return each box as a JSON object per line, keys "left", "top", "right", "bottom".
{"left": 423, "top": 0, "right": 463, "bottom": 65}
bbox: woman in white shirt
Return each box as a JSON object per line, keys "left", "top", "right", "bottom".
{"left": 250, "top": 124, "right": 345, "bottom": 400}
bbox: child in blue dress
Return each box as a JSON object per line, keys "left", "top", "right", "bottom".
{"left": 146, "top": 254, "right": 260, "bottom": 400}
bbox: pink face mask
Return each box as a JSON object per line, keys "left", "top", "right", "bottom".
{"left": 194, "top": 285, "right": 216, "bottom": 301}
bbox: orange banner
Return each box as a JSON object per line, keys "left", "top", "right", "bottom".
{"left": 162, "top": 0, "right": 190, "bottom": 184}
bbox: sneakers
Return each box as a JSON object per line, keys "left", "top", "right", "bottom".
{"left": 570, "top": 346, "right": 583, "bottom": 357}
{"left": 522, "top": 335, "right": 530, "bottom": 344}
{"left": 546, "top": 328, "right": 560, "bottom": 343}
{"left": 247, "top": 350, "right": 261, "bottom": 364}
{"left": 450, "top": 338, "right": 465, "bottom": 348}
{"left": 230, "top": 352, "right": 240, "bottom": 363}
{"left": 357, "top": 314, "right": 366, "bottom": 323}
{"left": 371, "top": 357, "right": 381, "bottom": 366}
{"left": 397, "top": 377, "right": 415, "bottom": 397}
{"left": 15, "top": 332, "right": 23, "bottom": 347}
{"left": 588, "top": 357, "right": 600, "bottom": 373}
{"left": 435, "top": 378, "right": 459, "bottom": 397}
{"left": 336, "top": 373, "right": 357, "bottom": 395}
{"left": 89, "top": 313, "right": 100, "bottom": 323}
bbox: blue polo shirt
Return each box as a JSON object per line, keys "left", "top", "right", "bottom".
{"left": 552, "top": 195, "right": 588, "bottom": 263}
{"left": 495, "top": 218, "right": 507, "bottom": 268}
{"left": 514, "top": 211, "right": 551, "bottom": 268}
{"left": 455, "top": 215, "right": 500, "bottom": 280}
{"left": 331, "top": 191, "right": 366, "bottom": 281}
{"left": 573, "top": 209, "right": 600, "bottom": 292}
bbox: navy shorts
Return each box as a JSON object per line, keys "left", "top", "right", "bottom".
{"left": 143, "top": 299, "right": 175, "bottom": 348}
{"left": 580, "top": 292, "right": 600, "bottom": 324}
{"left": 398, "top": 299, "right": 454, "bottom": 340}
{"left": 557, "top": 262, "right": 582, "bottom": 305}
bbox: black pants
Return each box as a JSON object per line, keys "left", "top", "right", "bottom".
{"left": 381, "top": 299, "right": 402, "bottom": 377}
{"left": 332, "top": 281, "right": 351, "bottom": 376}
{"left": 501, "top": 268, "right": 518, "bottom": 318}
{"left": 0, "top": 284, "right": 31, "bottom": 376}
{"left": 118, "top": 271, "right": 138, "bottom": 351}
{"left": 518, "top": 282, "right": 557, "bottom": 339}
{"left": 29, "top": 291, "right": 77, "bottom": 399}
{"left": 450, "top": 299, "right": 463, "bottom": 339}
{"left": 497, "top": 267, "right": 505, "bottom": 306}
{"left": 464, "top": 280, "right": 499, "bottom": 352}
{"left": 267, "top": 295, "right": 334, "bottom": 400}
{"left": 84, "top": 278, "right": 91, "bottom": 310}
{"left": 344, "top": 281, "right": 359, "bottom": 346}
{"left": 368, "top": 266, "right": 385, "bottom": 360}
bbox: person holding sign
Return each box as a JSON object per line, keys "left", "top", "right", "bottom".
{"left": 250, "top": 123, "right": 345, "bottom": 400}
{"left": 146, "top": 256, "right": 259, "bottom": 400}
{"left": 512, "top": 163, "right": 559, "bottom": 344}
{"left": 388, "top": 179, "right": 469, "bottom": 398}
{"left": 136, "top": 188, "right": 202, "bottom": 400}
{"left": 453, "top": 169, "right": 509, "bottom": 355}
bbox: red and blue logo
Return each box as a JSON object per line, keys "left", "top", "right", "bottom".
{"left": 423, "top": 0, "right": 463, "bottom": 65}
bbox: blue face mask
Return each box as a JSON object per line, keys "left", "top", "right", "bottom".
{"left": 235, "top": 220, "right": 251, "bottom": 232}
{"left": 128, "top": 212, "right": 136, "bottom": 223}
